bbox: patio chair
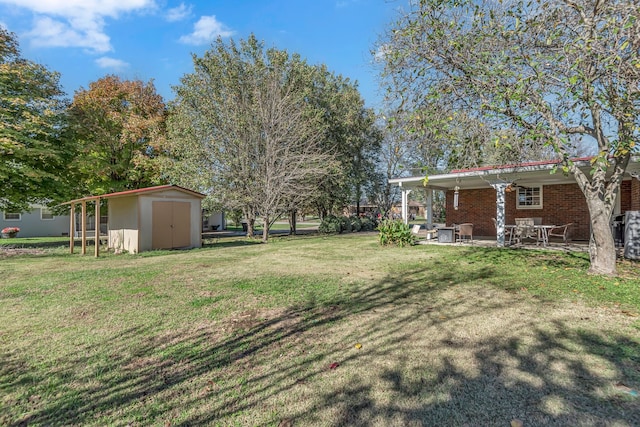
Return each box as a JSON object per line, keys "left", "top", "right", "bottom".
{"left": 513, "top": 218, "right": 536, "bottom": 245}
{"left": 456, "top": 223, "right": 474, "bottom": 243}
{"left": 548, "top": 223, "right": 573, "bottom": 245}
{"left": 411, "top": 224, "right": 425, "bottom": 241}
{"left": 492, "top": 218, "right": 513, "bottom": 245}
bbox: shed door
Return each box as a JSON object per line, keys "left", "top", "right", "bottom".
{"left": 152, "top": 201, "right": 192, "bottom": 249}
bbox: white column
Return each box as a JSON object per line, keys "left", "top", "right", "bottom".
{"left": 425, "top": 188, "right": 433, "bottom": 229}
{"left": 491, "top": 183, "right": 509, "bottom": 247}
{"left": 400, "top": 187, "right": 412, "bottom": 224}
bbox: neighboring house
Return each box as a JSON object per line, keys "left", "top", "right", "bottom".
{"left": 344, "top": 202, "right": 380, "bottom": 217}
{"left": 390, "top": 200, "right": 426, "bottom": 219}
{"left": 203, "top": 211, "right": 225, "bottom": 231}
{"left": 390, "top": 157, "right": 640, "bottom": 243}
{"left": 0, "top": 204, "right": 69, "bottom": 237}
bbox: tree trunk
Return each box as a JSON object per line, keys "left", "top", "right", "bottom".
{"left": 246, "top": 219, "right": 255, "bottom": 238}
{"left": 585, "top": 198, "right": 617, "bottom": 276}
{"left": 262, "top": 215, "right": 269, "bottom": 242}
{"left": 242, "top": 207, "right": 256, "bottom": 238}
{"left": 288, "top": 209, "right": 297, "bottom": 235}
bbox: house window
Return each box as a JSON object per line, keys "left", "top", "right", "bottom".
{"left": 41, "top": 208, "right": 54, "bottom": 220}
{"left": 3, "top": 212, "right": 21, "bottom": 221}
{"left": 517, "top": 186, "right": 543, "bottom": 209}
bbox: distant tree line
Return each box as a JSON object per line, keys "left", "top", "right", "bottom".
{"left": 1, "top": 29, "right": 384, "bottom": 242}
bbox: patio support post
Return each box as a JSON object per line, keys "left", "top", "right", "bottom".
{"left": 400, "top": 186, "right": 412, "bottom": 224}
{"left": 491, "top": 183, "right": 509, "bottom": 247}
{"left": 69, "top": 203, "right": 75, "bottom": 254}
{"left": 425, "top": 188, "right": 433, "bottom": 229}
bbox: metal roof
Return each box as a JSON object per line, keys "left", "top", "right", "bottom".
{"left": 62, "top": 184, "right": 206, "bottom": 205}
{"left": 389, "top": 157, "right": 640, "bottom": 191}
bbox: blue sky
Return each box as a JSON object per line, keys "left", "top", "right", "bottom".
{"left": 0, "top": 0, "right": 405, "bottom": 109}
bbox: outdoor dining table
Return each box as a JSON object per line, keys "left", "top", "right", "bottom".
{"left": 533, "top": 224, "right": 556, "bottom": 247}
{"left": 504, "top": 224, "right": 518, "bottom": 245}
{"left": 507, "top": 222, "right": 556, "bottom": 247}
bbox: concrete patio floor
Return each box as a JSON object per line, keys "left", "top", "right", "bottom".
{"left": 415, "top": 235, "right": 591, "bottom": 253}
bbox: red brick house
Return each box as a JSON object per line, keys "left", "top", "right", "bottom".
{"left": 390, "top": 157, "right": 640, "bottom": 243}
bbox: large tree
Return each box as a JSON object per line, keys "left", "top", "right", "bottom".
{"left": 304, "top": 68, "right": 382, "bottom": 219}
{"left": 0, "top": 27, "right": 75, "bottom": 210}
{"left": 379, "top": 0, "right": 640, "bottom": 275}
{"left": 69, "top": 75, "right": 168, "bottom": 195}
{"left": 167, "top": 35, "right": 336, "bottom": 241}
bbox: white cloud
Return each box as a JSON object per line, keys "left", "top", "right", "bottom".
{"left": 179, "top": 15, "right": 233, "bottom": 45}
{"left": 166, "top": 2, "right": 191, "bottom": 22}
{"left": 0, "top": 0, "right": 156, "bottom": 52}
{"left": 95, "top": 56, "right": 129, "bottom": 71}
{"left": 26, "top": 16, "right": 111, "bottom": 53}
{"left": 373, "top": 44, "right": 391, "bottom": 62}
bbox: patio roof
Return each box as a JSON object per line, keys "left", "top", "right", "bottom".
{"left": 389, "top": 156, "right": 640, "bottom": 191}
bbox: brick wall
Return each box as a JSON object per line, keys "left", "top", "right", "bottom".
{"left": 621, "top": 180, "right": 632, "bottom": 212}
{"left": 632, "top": 179, "right": 640, "bottom": 211}
{"left": 446, "top": 183, "right": 595, "bottom": 241}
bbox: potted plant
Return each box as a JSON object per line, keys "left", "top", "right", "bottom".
{"left": 1, "top": 227, "right": 20, "bottom": 238}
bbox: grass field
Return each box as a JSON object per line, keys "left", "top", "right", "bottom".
{"left": 1, "top": 234, "right": 639, "bottom": 426}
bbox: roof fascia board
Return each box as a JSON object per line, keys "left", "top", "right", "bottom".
{"left": 390, "top": 159, "right": 599, "bottom": 187}
{"left": 61, "top": 185, "right": 205, "bottom": 205}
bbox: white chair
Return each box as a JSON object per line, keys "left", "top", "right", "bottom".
{"left": 514, "top": 218, "right": 535, "bottom": 245}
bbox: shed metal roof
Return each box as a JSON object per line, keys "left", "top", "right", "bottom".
{"left": 62, "top": 185, "right": 205, "bottom": 205}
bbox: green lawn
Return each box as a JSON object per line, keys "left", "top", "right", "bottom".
{"left": 1, "top": 234, "right": 639, "bottom": 426}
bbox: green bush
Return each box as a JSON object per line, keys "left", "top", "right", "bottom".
{"left": 339, "top": 216, "right": 352, "bottom": 233}
{"left": 377, "top": 219, "right": 415, "bottom": 247}
{"left": 349, "top": 216, "right": 362, "bottom": 232}
{"left": 320, "top": 215, "right": 377, "bottom": 234}
{"left": 318, "top": 215, "right": 342, "bottom": 234}
{"left": 360, "top": 217, "right": 376, "bottom": 231}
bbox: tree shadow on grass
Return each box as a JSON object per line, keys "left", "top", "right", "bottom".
{"left": 458, "top": 245, "right": 591, "bottom": 270}
{"left": 319, "top": 324, "right": 639, "bottom": 426}
{"left": 2, "top": 259, "right": 638, "bottom": 426}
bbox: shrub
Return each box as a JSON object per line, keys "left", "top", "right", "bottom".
{"left": 350, "top": 216, "right": 362, "bottom": 232}
{"left": 360, "top": 217, "right": 376, "bottom": 231}
{"left": 339, "top": 216, "right": 352, "bottom": 233}
{"left": 377, "top": 219, "right": 415, "bottom": 247}
{"left": 318, "top": 215, "right": 342, "bottom": 234}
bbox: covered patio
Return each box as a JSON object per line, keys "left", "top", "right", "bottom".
{"left": 391, "top": 157, "right": 640, "bottom": 248}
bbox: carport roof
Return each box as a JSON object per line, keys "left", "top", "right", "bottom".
{"left": 62, "top": 184, "right": 205, "bottom": 205}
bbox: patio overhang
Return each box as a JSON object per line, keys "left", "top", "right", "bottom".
{"left": 390, "top": 156, "right": 640, "bottom": 247}
{"left": 389, "top": 157, "right": 640, "bottom": 192}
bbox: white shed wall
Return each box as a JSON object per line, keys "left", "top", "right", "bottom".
{"left": 108, "top": 197, "right": 139, "bottom": 253}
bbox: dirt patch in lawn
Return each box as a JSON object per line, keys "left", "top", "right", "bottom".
{"left": 0, "top": 247, "right": 46, "bottom": 258}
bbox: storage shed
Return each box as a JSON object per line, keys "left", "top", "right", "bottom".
{"left": 65, "top": 185, "right": 205, "bottom": 255}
